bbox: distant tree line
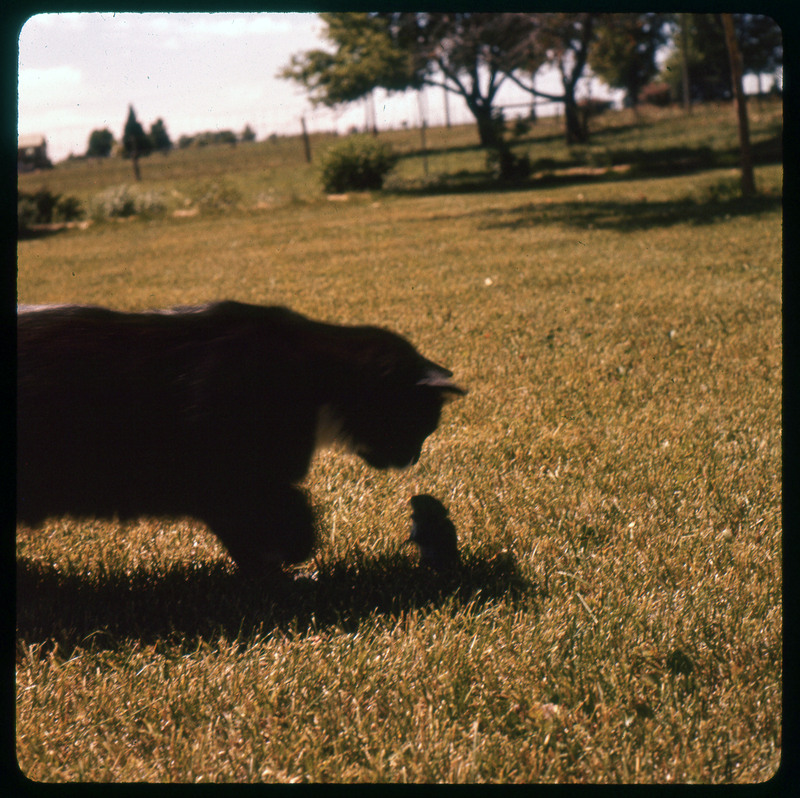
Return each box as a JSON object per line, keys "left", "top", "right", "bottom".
{"left": 85, "top": 107, "right": 257, "bottom": 162}
{"left": 85, "top": 107, "right": 171, "bottom": 159}
{"left": 177, "top": 125, "right": 256, "bottom": 149}
{"left": 281, "top": 12, "right": 782, "bottom": 147}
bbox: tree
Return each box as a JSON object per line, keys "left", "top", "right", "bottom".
{"left": 280, "top": 12, "right": 413, "bottom": 135}
{"left": 121, "top": 105, "right": 152, "bottom": 180}
{"left": 734, "top": 14, "right": 782, "bottom": 94}
{"left": 241, "top": 124, "right": 257, "bottom": 143}
{"left": 590, "top": 14, "right": 669, "bottom": 110}
{"left": 662, "top": 14, "right": 782, "bottom": 107}
{"left": 662, "top": 14, "right": 731, "bottom": 103}
{"left": 281, "top": 12, "right": 536, "bottom": 148}
{"left": 149, "top": 118, "right": 172, "bottom": 153}
{"left": 503, "top": 13, "right": 597, "bottom": 144}
{"left": 86, "top": 128, "right": 114, "bottom": 158}
{"left": 400, "top": 13, "right": 542, "bottom": 149}
{"left": 722, "top": 14, "right": 755, "bottom": 196}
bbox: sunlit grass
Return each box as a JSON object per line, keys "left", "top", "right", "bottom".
{"left": 16, "top": 104, "right": 781, "bottom": 783}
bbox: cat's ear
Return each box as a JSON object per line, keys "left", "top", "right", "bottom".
{"left": 417, "top": 363, "right": 467, "bottom": 397}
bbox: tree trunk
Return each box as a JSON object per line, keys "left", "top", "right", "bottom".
{"left": 680, "top": 13, "right": 692, "bottom": 114}
{"left": 471, "top": 103, "right": 503, "bottom": 149}
{"left": 564, "top": 96, "right": 587, "bottom": 145}
{"left": 722, "top": 13, "right": 755, "bottom": 196}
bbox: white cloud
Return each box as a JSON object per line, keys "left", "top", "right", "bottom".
{"left": 167, "top": 13, "right": 299, "bottom": 39}
{"left": 18, "top": 65, "right": 82, "bottom": 105}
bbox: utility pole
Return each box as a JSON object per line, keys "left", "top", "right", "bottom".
{"left": 722, "top": 13, "right": 755, "bottom": 196}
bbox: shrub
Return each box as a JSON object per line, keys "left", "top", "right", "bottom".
{"left": 319, "top": 135, "right": 399, "bottom": 193}
{"left": 18, "top": 189, "right": 84, "bottom": 234}
{"left": 189, "top": 179, "right": 243, "bottom": 212}
{"left": 486, "top": 147, "right": 531, "bottom": 181}
{"left": 53, "top": 195, "right": 85, "bottom": 223}
{"left": 22, "top": 188, "right": 59, "bottom": 222}
{"left": 90, "top": 185, "right": 166, "bottom": 221}
{"left": 17, "top": 194, "right": 40, "bottom": 235}
{"left": 512, "top": 118, "right": 532, "bottom": 138}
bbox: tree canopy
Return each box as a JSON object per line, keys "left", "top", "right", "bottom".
{"left": 122, "top": 105, "right": 152, "bottom": 159}
{"left": 661, "top": 14, "right": 782, "bottom": 103}
{"left": 280, "top": 13, "right": 414, "bottom": 108}
{"left": 395, "top": 13, "right": 542, "bottom": 148}
{"left": 501, "top": 13, "right": 596, "bottom": 144}
{"left": 280, "top": 13, "right": 782, "bottom": 148}
{"left": 589, "top": 14, "right": 670, "bottom": 109}
{"left": 281, "top": 13, "right": 598, "bottom": 146}
{"left": 149, "top": 118, "right": 172, "bottom": 153}
{"left": 86, "top": 128, "right": 114, "bottom": 158}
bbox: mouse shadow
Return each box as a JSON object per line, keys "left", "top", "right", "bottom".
{"left": 16, "top": 548, "right": 539, "bottom": 654}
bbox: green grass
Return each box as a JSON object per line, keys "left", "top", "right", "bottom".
{"left": 16, "top": 101, "right": 782, "bottom": 783}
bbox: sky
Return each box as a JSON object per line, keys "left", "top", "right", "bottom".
{"left": 19, "top": 12, "right": 777, "bottom": 165}
{"left": 18, "top": 12, "right": 576, "bottom": 164}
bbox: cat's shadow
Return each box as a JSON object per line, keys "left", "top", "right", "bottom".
{"left": 16, "top": 549, "right": 538, "bottom": 652}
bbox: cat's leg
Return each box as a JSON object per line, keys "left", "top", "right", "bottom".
{"left": 203, "top": 485, "right": 316, "bottom": 580}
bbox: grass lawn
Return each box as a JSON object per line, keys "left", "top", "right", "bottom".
{"left": 16, "top": 102, "right": 782, "bottom": 783}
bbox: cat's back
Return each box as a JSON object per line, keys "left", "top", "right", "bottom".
{"left": 17, "top": 300, "right": 310, "bottom": 359}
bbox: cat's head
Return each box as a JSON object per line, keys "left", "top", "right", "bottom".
{"left": 332, "top": 329, "right": 465, "bottom": 470}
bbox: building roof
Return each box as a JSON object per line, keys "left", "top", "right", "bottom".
{"left": 18, "top": 134, "right": 47, "bottom": 149}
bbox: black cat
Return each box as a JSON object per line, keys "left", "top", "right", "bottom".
{"left": 17, "top": 301, "right": 465, "bottom": 578}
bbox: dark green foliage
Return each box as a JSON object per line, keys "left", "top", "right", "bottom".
{"left": 86, "top": 128, "right": 114, "bottom": 158}
{"left": 486, "top": 147, "right": 531, "bottom": 181}
{"left": 53, "top": 195, "right": 84, "bottom": 222}
{"left": 319, "top": 135, "right": 399, "bottom": 192}
{"left": 177, "top": 130, "right": 238, "bottom": 149}
{"left": 280, "top": 13, "right": 415, "bottom": 107}
{"left": 149, "top": 118, "right": 173, "bottom": 152}
{"left": 663, "top": 13, "right": 782, "bottom": 102}
{"left": 122, "top": 105, "right": 153, "bottom": 159}
{"left": 18, "top": 189, "right": 84, "bottom": 235}
{"left": 590, "top": 14, "right": 669, "bottom": 108}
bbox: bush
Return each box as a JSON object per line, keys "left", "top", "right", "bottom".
{"left": 512, "top": 118, "right": 532, "bottom": 138}
{"left": 53, "top": 195, "right": 85, "bottom": 223}
{"left": 18, "top": 189, "right": 84, "bottom": 234}
{"left": 486, "top": 147, "right": 531, "bottom": 181}
{"left": 319, "top": 135, "right": 399, "bottom": 193}
{"left": 189, "top": 179, "right": 243, "bottom": 212}
{"left": 17, "top": 194, "right": 39, "bottom": 235}
{"left": 90, "top": 185, "right": 166, "bottom": 221}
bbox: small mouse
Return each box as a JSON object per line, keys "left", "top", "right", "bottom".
{"left": 407, "top": 494, "right": 459, "bottom": 571}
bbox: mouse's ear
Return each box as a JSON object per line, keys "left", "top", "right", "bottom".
{"left": 417, "top": 361, "right": 467, "bottom": 396}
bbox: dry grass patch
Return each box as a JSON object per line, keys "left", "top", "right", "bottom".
{"left": 17, "top": 111, "right": 781, "bottom": 782}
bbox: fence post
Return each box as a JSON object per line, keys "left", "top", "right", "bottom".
{"left": 301, "top": 116, "right": 312, "bottom": 163}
